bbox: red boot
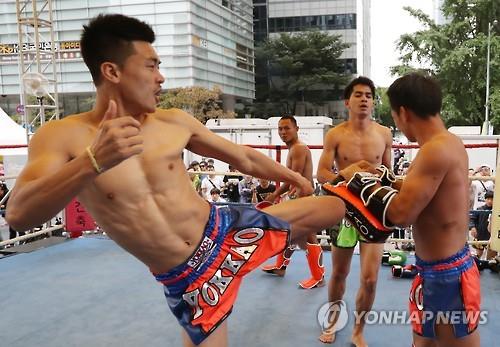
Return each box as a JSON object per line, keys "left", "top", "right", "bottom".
{"left": 298, "top": 243, "right": 325, "bottom": 289}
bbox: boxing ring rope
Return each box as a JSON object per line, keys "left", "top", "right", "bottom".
{"left": 0, "top": 224, "right": 64, "bottom": 248}
{"left": 0, "top": 144, "right": 28, "bottom": 149}
{"left": 385, "top": 238, "right": 490, "bottom": 246}
{"left": 1, "top": 141, "right": 499, "bottom": 250}
{"left": 187, "top": 170, "right": 495, "bottom": 182}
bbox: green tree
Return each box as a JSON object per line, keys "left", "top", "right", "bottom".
{"left": 391, "top": 0, "right": 500, "bottom": 130}
{"left": 254, "top": 30, "right": 350, "bottom": 116}
{"left": 374, "top": 87, "right": 395, "bottom": 129}
{"left": 158, "top": 86, "right": 235, "bottom": 123}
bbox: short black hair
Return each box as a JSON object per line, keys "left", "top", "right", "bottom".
{"left": 279, "top": 115, "right": 297, "bottom": 127}
{"left": 485, "top": 190, "right": 494, "bottom": 199}
{"left": 387, "top": 73, "right": 442, "bottom": 118}
{"left": 343, "top": 76, "right": 376, "bottom": 100}
{"left": 80, "top": 14, "right": 155, "bottom": 85}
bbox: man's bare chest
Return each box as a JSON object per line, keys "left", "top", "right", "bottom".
{"left": 335, "top": 135, "right": 386, "bottom": 165}
{"left": 75, "top": 121, "right": 191, "bottom": 197}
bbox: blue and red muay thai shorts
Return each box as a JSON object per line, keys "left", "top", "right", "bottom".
{"left": 409, "top": 245, "right": 481, "bottom": 338}
{"left": 153, "top": 203, "right": 290, "bottom": 345}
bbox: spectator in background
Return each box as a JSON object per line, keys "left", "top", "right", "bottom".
{"left": 238, "top": 175, "right": 255, "bottom": 203}
{"left": 471, "top": 164, "right": 494, "bottom": 210}
{"left": 393, "top": 143, "right": 405, "bottom": 172}
{"left": 189, "top": 160, "right": 200, "bottom": 171}
{"left": 398, "top": 161, "right": 411, "bottom": 176}
{"left": 468, "top": 168, "right": 476, "bottom": 211}
{"left": 470, "top": 190, "right": 495, "bottom": 259}
{"left": 187, "top": 167, "right": 201, "bottom": 196}
{"left": 209, "top": 188, "right": 226, "bottom": 203}
{"left": 200, "top": 164, "right": 224, "bottom": 200}
{"left": 252, "top": 178, "right": 276, "bottom": 203}
{"left": 222, "top": 164, "right": 242, "bottom": 202}
{"left": 199, "top": 160, "right": 208, "bottom": 181}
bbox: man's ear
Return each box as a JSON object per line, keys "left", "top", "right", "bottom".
{"left": 399, "top": 106, "right": 410, "bottom": 122}
{"left": 100, "top": 62, "right": 121, "bottom": 84}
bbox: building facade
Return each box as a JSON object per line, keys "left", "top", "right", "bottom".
{"left": 0, "top": 0, "right": 255, "bottom": 116}
{"left": 253, "top": 0, "right": 371, "bottom": 118}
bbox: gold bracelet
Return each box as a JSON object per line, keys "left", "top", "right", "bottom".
{"left": 86, "top": 146, "right": 103, "bottom": 174}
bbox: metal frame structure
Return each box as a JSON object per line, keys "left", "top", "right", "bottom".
{"left": 16, "top": 0, "right": 60, "bottom": 139}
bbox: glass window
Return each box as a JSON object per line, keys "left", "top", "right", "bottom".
{"left": 268, "top": 13, "right": 357, "bottom": 32}
{"left": 56, "top": 0, "right": 87, "bottom": 10}
{"left": 276, "top": 18, "right": 284, "bottom": 32}
{"left": 122, "top": 4, "right": 156, "bottom": 16}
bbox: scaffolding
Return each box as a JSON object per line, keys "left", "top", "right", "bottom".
{"left": 16, "top": 0, "right": 60, "bottom": 138}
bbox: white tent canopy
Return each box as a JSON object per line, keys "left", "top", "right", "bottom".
{"left": 0, "top": 107, "right": 28, "bottom": 156}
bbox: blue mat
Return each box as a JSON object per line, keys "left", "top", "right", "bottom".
{"left": 1, "top": 238, "right": 498, "bottom": 346}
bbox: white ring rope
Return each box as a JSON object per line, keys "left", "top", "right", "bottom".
{"left": 386, "top": 238, "right": 490, "bottom": 246}
{"left": 0, "top": 175, "right": 18, "bottom": 181}
{"left": 2, "top": 172, "right": 496, "bottom": 182}
{"left": 316, "top": 235, "right": 489, "bottom": 246}
{"left": 187, "top": 171, "right": 496, "bottom": 182}
{"left": 0, "top": 225, "right": 64, "bottom": 248}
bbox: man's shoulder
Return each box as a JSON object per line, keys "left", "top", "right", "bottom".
{"left": 372, "top": 122, "right": 392, "bottom": 136}
{"left": 332, "top": 122, "right": 349, "bottom": 131}
{"left": 152, "top": 107, "right": 192, "bottom": 123}
{"left": 33, "top": 113, "right": 89, "bottom": 138}
{"left": 290, "top": 141, "right": 311, "bottom": 153}
{"left": 324, "top": 123, "right": 347, "bottom": 140}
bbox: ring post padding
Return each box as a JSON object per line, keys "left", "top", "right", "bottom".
{"left": 64, "top": 198, "right": 96, "bottom": 237}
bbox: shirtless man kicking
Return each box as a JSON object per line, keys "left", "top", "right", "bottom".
{"left": 6, "top": 14, "right": 345, "bottom": 347}
{"left": 316, "top": 77, "right": 392, "bottom": 346}
{"left": 261, "top": 115, "right": 325, "bottom": 289}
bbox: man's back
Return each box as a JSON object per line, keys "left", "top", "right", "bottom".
{"left": 410, "top": 132, "right": 469, "bottom": 261}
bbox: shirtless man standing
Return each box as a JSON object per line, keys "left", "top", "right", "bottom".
{"left": 5, "top": 14, "right": 345, "bottom": 347}
{"left": 316, "top": 77, "right": 392, "bottom": 346}
{"left": 383, "top": 73, "right": 480, "bottom": 347}
{"left": 261, "top": 116, "right": 325, "bottom": 289}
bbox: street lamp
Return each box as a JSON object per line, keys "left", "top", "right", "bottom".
{"left": 482, "top": 19, "right": 498, "bottom": 135}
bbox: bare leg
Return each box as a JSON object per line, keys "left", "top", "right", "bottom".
{"left": 351, "top": 242, "right": 384, "bottom": 347}
{"left": 413, "top": 324, "right": 480, "bottom": 347}
{"left": 318, "top": 245, "right": 354, "bottom": 344}
{"left": 262, "top": 196, "right": 345, "bottom": 242}
{"left": 412, "top": 333, "right": 438, "bottom": 347}
{"left": 182, "top": 320, "right": 228, "bottom": 347}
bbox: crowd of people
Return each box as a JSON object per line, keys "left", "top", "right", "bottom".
{"left": 187, "top": 159, "right": 279, "bottom": 204}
